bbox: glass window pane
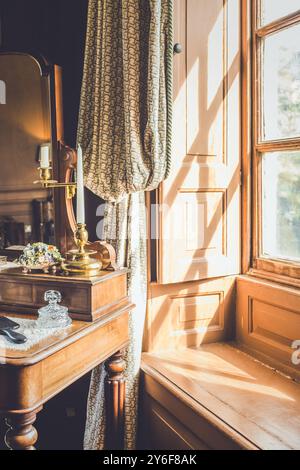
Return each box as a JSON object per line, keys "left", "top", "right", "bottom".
{"left": 261, "top": 23, "right": 300, "bottom": 141}
{"left": 261, "top": 0, "right": 300, "bottom": 26}
{"left": 262, "top": 151, "right": 300, "bottom": 262}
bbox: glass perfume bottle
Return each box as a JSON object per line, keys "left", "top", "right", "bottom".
{"left": 37, "top": 290, "right": 72, "bottom": 329}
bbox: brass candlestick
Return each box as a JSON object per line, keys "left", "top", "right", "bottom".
{"left": 61, "top": 223, "right": 102, "bottom": 276}
{"left": 34, "top": 167, "right": 76, "bottom": 199}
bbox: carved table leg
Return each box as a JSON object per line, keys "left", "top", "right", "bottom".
{"left": 105, "top": 349, "right": 126, "bottom": 450}
{"left": 5, "top": 408, "right": 41, "bottom": 450}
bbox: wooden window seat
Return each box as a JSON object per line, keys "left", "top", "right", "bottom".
{"left": 141, "top": 343, "right": 300, "bottom": 450}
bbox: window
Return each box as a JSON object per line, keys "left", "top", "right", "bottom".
{"left": 261, "top": 23, "right": 300, "bottom": 141}
{"left": 262, "top": 151, "right": 300, "bottom": 262}
{"left": 252, "top": 1, "right": 300, "bottom": 279}
{"left": 260, "top": 0, "right": 300, "bottom": 27}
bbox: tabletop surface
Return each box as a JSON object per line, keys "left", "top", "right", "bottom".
{"left": 0, "top": 308, "right": 129, "bottom": 366}
{"left": 0, "top": 266, "right": 128, "bottom": 285}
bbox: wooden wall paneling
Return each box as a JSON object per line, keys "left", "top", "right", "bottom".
{"left": 144, "top": 276, "right": 236, "bottom": 352}
{"left": 157, "top": 0, "right": 241, "bottom": 284}
{"left": 141, "top": 396, "right": 209, "bottom": 450}
{"left": 236, "top": 275, "right": 300, "bottom": 381}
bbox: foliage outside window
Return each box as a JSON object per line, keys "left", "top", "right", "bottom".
{"left": 253, "top": 1, "right": 300, "bottom": 278}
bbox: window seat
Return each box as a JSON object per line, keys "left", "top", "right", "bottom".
{"left": 141, "top": 343, "right": 300, "bottom": 450}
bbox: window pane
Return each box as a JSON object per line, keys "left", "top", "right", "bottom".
{"left": 261, "top": 23, "right": 300, "bottom": 141}
{"left": 262, "top": 151, "right": 300, "bottom": 262}
{"left": 261, "top": 0, "right": 300, "bottom": 26}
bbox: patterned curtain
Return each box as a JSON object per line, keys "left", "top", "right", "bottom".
{"left": 77, "top": 0, "right": 173, "bottom": 450}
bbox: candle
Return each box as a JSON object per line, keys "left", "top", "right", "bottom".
{"left": 40, "top": 144, "right": 50, "bottom": 169}
{"left": 76, "top": 145, "right": 85, "bottom": 224}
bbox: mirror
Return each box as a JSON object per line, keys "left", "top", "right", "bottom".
{"left": 0, "top": 52, "right": 63, "bottom": 258}
{"left": 72, "top": 187, "right": 105, "bottom": 243}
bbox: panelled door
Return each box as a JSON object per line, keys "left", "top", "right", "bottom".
{"left": 157, "top": 0, "right": 241, "bottom": 284}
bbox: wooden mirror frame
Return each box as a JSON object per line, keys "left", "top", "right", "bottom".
{"left": 0, "top": 51, "right": 76, "bottom": 255}
{"left": 30, "top": 53, "right": 77, "bottom": 255}
{"left": 0, "top": 51, "right": 116, "bottom": 269}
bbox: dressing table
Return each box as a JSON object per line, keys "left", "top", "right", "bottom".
{"left": 0, "top": 52, "right": 132, "bottom": 450}
{"left": 0, "top": 308, "right": 130, "bottom": 450}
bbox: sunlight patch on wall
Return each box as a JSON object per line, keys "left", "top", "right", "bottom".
{"left": 186, "top": 58, "right": 200, "bottom": 151}
{"left": 207, "top": 8, "right": 223, "bottom": 109}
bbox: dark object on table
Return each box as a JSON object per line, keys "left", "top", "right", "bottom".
{"left": 0, "top": 217, "right": 25, "bottom": 250}
{"left": 0, "top": 317, "right": 27, "bottom": 344}
{"left": 32, "top": 197, "right": 55, "bottom": 245}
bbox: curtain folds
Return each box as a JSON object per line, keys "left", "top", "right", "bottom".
{"left": 77, "top": 0, "right": 173, "bottom": 450}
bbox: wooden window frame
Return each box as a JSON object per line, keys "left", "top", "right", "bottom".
{"left": 242, "top": 0, "right": 300, "bottom": 287}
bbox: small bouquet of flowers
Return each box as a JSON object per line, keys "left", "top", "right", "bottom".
{"left": 19, "top": 243, "right": 63, "bottom": 273}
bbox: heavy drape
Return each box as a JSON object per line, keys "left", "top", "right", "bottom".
{"left": 77, "top": 0, "right": 173, "bottom": 449}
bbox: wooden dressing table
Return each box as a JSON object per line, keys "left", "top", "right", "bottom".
{"left": 0, "top": 304, "right": 131, "bottom": 450}
{"left": 0, "top": 52, "right": 133, "bottom": 450}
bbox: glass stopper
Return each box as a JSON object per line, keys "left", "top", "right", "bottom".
{"left": 44, "top": 290, "right": 62, "bottom": 305}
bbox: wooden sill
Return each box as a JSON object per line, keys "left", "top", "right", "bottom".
{"left": 247, "top": 269, "right": 300, "bottom": 289}
{"left": 142, "top": 344, "right": 300, "bottom": 450}
{"left": 242, "top": 270, "right": 300, "bottom": 289}
{"left": 248, "top": 258, "right": 300, "bottom": 287}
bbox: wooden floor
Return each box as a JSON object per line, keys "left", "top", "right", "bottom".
{"left": 142, "top": 344, "right": 300, "bottom": 450}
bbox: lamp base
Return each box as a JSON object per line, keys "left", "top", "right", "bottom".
{"left": 61, "top": 249, "right": 102, "bottom": 277}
